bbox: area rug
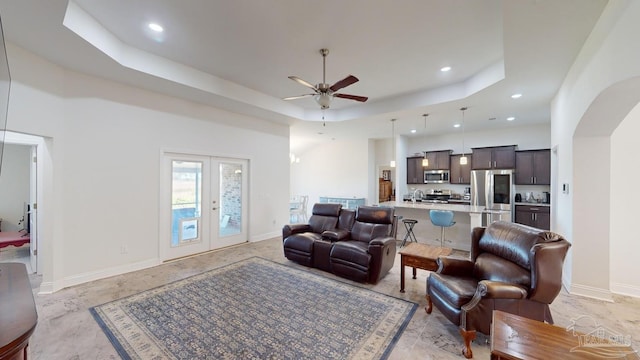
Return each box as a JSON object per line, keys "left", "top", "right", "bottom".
{"left": 90, "top": 257, "right": 417, "bottom": 360}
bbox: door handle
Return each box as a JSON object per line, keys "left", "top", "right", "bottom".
{"left": 212, "top": 207, "right": 218, "bottom": 210}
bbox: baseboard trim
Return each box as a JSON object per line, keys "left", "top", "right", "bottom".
{"left": 56, "top": 259, "right": 162, "bottom": 293}
{"left": 610, "top": 282, "right": 640, "bottom": 298}
{"left": 38, "top": 281, "right": 55, "bottom": 295}
{"left": 569, "top": 283, "right": 614, "bottom": 302}
{"left": 250, "top": 230, "right": 280, "bottom": 242}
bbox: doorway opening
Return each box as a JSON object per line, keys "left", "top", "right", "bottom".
{"left": 0, "top": 131, "right": 45, "bottom": 274}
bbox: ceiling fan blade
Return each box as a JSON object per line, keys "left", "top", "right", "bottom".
{"left": 329, "top": 75, "right": 359, "bottom": 92}
{"left": 288, "top": 76, "right": 318, "bottom": 91}
{"left": 283, "top": 94, "right": 315, "bottom": 101}
{"left": 334, "top": 93, "right": 368, "bottom": 102}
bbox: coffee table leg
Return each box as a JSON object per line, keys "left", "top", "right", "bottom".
{"left": 400, "top": 255, "right": 405, "bottom": 293}
{"left": 412, "top": 267, "right": 417, "bottom": 279}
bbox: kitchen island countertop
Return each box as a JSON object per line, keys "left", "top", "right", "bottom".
{"left": 379, "top": 201, "right": 510, "bottom": 214}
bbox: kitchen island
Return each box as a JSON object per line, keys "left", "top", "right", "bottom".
{"left": 379, "top": 200, "right": 493, "bottom": 251}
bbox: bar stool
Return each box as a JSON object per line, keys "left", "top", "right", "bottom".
{"left": 401, "top": 218, "right": 418, "bottom": 247}
{"left": 429, "top": 210, "right": 455, "bottom": 247}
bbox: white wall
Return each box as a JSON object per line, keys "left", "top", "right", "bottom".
{"left": 405, "top": 123, "right": 550, "bottom": 156}
{"left": 290, "top": 137, "right": 370, "bottom": 213}
{"left": 610, "top": 103, "right": 640, "bottom": 296}
{"left": 0, "top": 144, "right": 30, "bottom": 231}
{"left": 6, "top": 44, "right": 291, "bottom": 292}
{"left": 551, "top": 0, "right": 640, "bottom": 299}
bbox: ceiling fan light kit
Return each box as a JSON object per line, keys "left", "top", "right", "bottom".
{"left": 284, "top": 48, "right": 368, "bottom": 110}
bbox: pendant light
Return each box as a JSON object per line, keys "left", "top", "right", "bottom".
{"left": 390, "top": 119, "right": 397, "bottom": 167}
{"left": 421, "top": 114, "right": 429, "bottom": 167}
{"left": 459, "top": 107, "right": 468, "bottom": 165}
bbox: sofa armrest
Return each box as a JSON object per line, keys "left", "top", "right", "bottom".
{"left": 369, "top": 236, "right": 395, "bottom": 247}
{"left": 368, "top": 236, "right": 397, "bottom": 283}
{"left": 282, "top": 224, "right": 311, "bottom": 239}
{"left": 322, "top": 229, "right": 351, "bottom": 241}
{"left": 436, "top": 256, "right": 475, "bottom": 276}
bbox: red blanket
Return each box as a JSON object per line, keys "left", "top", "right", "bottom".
{"left": 0, "top": 231, "right": 30, "bottom": 249}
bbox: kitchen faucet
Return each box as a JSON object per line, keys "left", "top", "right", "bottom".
{"left": 412, "top": 189, "right": 424, "bottom": 203}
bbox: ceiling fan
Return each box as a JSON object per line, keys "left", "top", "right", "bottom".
{"left": 283, "top": 48, "right": 368, "bottom": 109}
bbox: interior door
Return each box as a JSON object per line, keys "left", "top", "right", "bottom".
{"left": 29, "top": 146, "right": 37, "bottom": 273}
{"left": 161, "top": 153, "right": 248, "bottom": 261}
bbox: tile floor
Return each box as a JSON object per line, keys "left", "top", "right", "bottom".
{"left": 19, "top": 237, "right": 640, "bottom": 359}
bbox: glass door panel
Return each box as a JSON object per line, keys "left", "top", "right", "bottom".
{"left": 212, "top": 159, "right": 248, "bottom": 249}
{"left": 218, "top": 162, "right": 242, "bottom": 237}
{"left": 171, "top": 160, "right": 202, "bottom": 247}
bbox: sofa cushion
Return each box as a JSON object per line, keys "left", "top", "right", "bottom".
{"left": 283, "top": 232, "right": 322, "bottom": 253}
{"left": 350, "top": 207, "right": 394, "bottom": 242}
{"left": 337, "top": 209, "right": 356, "bottom": 230}
{"left": 306, "top": 203, "right": 342, "bottom": 234}
{"left": 428, "top": 273, "right": 478, "bottom": 308}
{"left": 330, "top": 241, "right": 371, "bottom": 268}
{"left": 473, "top": 252, "right": 531, "bottom": 287}
{"left": 478, "top": 221, "right": 563, "bottom": 270}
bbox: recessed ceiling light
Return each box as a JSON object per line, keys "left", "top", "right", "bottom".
{"left": 148, "top": 23, "right": 164, "bottom": 32}
{"left": 453, "top": 123, "right": 461, "bottom": 128}
{"left": 410, "top": 129, "right": 417, "bottom": 133}
{"left": 440, "top": 66, "right": 451, "bottom": 72}
{"left": 507, "top": 116, "right": 515, "bottom": 121}
{"left": 511, "top": 93, "right": 522, "bottom": 99}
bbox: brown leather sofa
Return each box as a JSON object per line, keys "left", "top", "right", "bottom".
{"left": 282, "top": 203, "right": 396, "bottom": 283}
{"left": 425, "top": 221, "right": 571, "bottom": 358}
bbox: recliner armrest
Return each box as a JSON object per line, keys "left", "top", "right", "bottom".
{"left": 282, "top": 224, "right": 312, "bottom": 239}
{"left": 461, "top": 280, "right": 528, "bottom": 314}
{"left": 437, "top": 256, "right": 475, "bottom": 276}
{"left": 369, "top": 236, "right": 395, "bottom": 247}
{"left": 322, "top": 229, "right": 351, "bottom": 241}
{"left": 477, "top": 280, "right": 528, "bottom": 299}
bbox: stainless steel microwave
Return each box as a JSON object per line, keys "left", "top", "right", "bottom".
{"left": 424, "top": 170, "right": 450, "bottom": 184}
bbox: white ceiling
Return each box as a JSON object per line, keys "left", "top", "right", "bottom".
{"left": 0, "top": 0, "right": 607, "bottom": 154}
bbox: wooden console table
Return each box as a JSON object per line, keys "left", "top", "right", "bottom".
{"left": 0, "top": 263, "right": 38, "bottom": 360}
{"left": 491, "top": 310, "right": 639, "bottom": 359}
{"left": 399, "top": 242, "right": 451, "bottom": 293}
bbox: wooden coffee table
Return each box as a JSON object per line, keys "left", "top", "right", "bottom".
{"left": 399, "top": 242, "right": 451, "bottom": 293}
{"left": 491, "top": 310, "right": 639, "bottom": 359}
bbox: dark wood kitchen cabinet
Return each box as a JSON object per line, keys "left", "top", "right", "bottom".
{"left": 450, "top": 154, "right": 472, "bottom": 184}
{"left": 515, "top": 149, "right": 551, "bottom": 185}
{"left": 515, "top": 205, "right": 550, "bottom": 230}
{"left": 406, "top": 157, "right": 424, "bottom": 184}
{"left": 423, "top": 150, "right": 452, "bottom": 170}
{"left": 471, "top": 145, "right": 516, "bottom": 170}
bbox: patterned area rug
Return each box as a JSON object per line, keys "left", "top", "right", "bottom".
{"left": 90, "top": 257, "right": 417, "bottom": 360}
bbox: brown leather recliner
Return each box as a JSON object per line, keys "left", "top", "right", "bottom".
{"left": 425, "top": 221, "right": 571, "bottom": 358}
{"left": 282, "top": 203, "right": 344, "bottom": 267}
{"left": 283, "top": 204, "right": 394, "bottom": 284}
{"left": 330, "top": 206, "right": 396, "bottom": 283}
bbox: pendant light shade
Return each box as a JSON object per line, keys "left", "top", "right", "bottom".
{"left": 460, "top": 107, "right": 468, "bottom": 165}
{"left": 421, "top": 114, "right": 429, "bottom": 167}
{"left": 390, "top": 119, "right": 397, "bottom": 167}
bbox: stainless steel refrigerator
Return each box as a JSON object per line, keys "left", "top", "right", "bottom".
{"left": 470, "top": 169, "right": 514, "bottom": 226}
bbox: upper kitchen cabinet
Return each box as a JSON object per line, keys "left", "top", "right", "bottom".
{"left": 515, "top": 149, "right": 551, "bottom": 185}
{"left": 471, "top": 145, "right": 516, "bottom": 170}
{"left": 450, "top": 154, "right": 472, "bottom": 184}
{"left": 407, "top": 156, "right": 424, "bottom": 184}
{"left": 423, "top": 150, "right": 452, "bottom": 170}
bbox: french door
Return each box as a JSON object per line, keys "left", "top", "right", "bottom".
{"left": 160, "top": 153, "right": 248, "bottom": 261}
